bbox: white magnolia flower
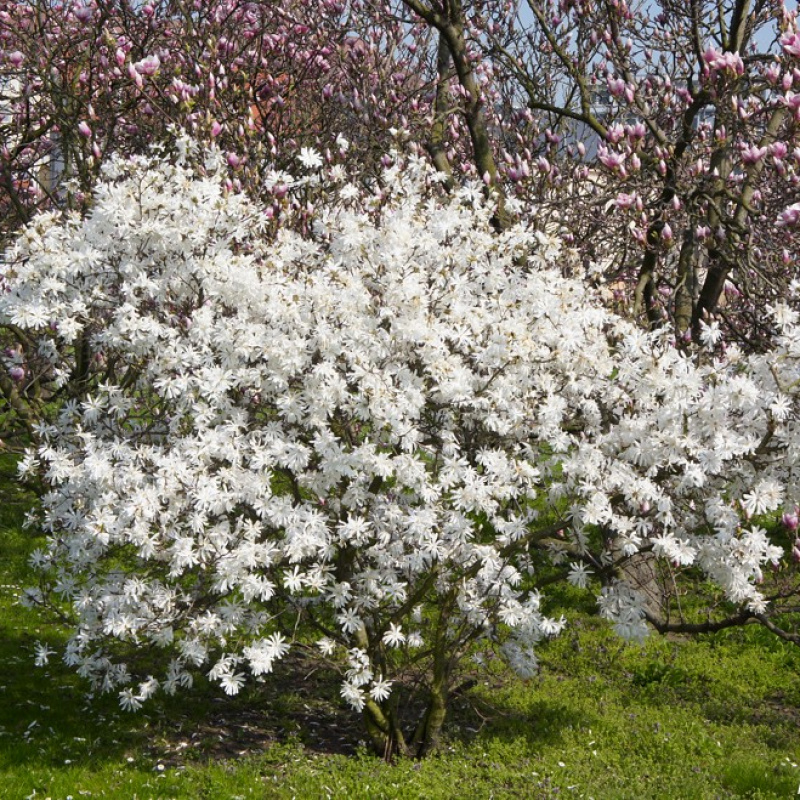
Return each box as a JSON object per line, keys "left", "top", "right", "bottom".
{"left": 369, "top": 675, "right": 393, "bottom": 702}
{"left": 219, "top": 671, "right": 246, "bottom": 696}
{"left": 298, "top": 147, "right": 323, "bottom": 170}
{"left": 742, "top": 480, "right": 784, "bottom": 517}
{"left": 316, "top": 637, "right": 336, "bottom": 656}
{"left": 340, "top": 681, "right": 365, "bottom": 711}
{"left": 567, "top": 562, "right": 593, "bottom": 589}
{"left": 382, "top": 623, "right": 406, "bottom": 648}
{"left": 119, "top": 688, "right": 143, "bottom": 712}
{"left": 33, "top": 642, "right": 55, "bottom": 667}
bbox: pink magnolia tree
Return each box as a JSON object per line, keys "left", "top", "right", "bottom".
{"left": 5, "top": 0, "right": 799, "bottom": 346}
{"left": 0, "top": 0, "right": 440, "bottom": 239}
{"left": 396, "top": 0, "right": 800, "bottom": 345}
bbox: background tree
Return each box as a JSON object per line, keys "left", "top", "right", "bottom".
{"left": 396, "top": 0, "right": 800, "bottom": 345}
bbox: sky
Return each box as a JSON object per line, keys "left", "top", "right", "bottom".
{"left": 514, "top": 0, "right": 799, "bottom": 54}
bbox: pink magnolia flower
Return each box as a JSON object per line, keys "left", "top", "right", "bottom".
{"left": 740, "top": 145, "right": 766, "bottom": 164}
{"left": 771, "top": 141, "right": 788, "bottom": 160}
{"left": 598, "top": 146, "right": 625, "bottom": 171}
{"left": 607, "top": 77, "right": 626, "bottom": 97}
{"left": 606, "top": 124, "right": 625, "bottom": 144}
{"left": 703, "top": 47, "right": 744, "bottom": 76}
{"left": 615, "top": 192, "right": 636, "bottom": 210}
{"left": 767, "top": 63, "right": 782, "bottom": 84}
{"left": 128, "top": 63, "right": 144, "bottom": 89}
{"left": 627, "top": 122, "right": 646, "bottom": 142}
{"left": 74, "top": 5, "right": 94, "bottom": 23}
{"left": 723, "top": 280, "right": 740, "bottom": 297}
{"left": 77, "top": 121, "right": 92, "bottom": 138}
{"left": 781, "top": 32, "right": 800, "bottom": 58}
{"left": 783, "top": 92, "right": 800, "bottom": 120}
{"left": 776, "top": 202, "right": 800, "bottom": 227}
{"left": 134, "top": 54, "right": 160, "bottom": 76}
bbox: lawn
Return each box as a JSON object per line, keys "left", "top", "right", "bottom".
{"left": 1, "top": 453, "right": 799, "bottom": 799}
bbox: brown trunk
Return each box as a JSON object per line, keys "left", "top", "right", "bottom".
{"left": 425, "top": 32, "right": 455, "bottom": 191}
{"left": 362, "top": 698, "right": 409, "bottom": 760}
{"left": 674, "top": 227, "right": 696, "bottom": 338}
{"left": 401, "top": 0, "right": 509, "bottom": 229}
{"left": 412, "top": 678, "right": 448, "bottom": 759}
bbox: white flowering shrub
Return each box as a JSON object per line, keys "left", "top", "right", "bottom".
{"left": 3, "top": 142, "right": 799, "bottom": 757}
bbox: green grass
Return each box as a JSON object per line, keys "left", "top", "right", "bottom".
{"left": 1, "top": 454, "right": 800, "bottom": 798}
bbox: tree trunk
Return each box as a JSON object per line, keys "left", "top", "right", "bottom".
{"left": 425, "top": 31, "right": 455, "bottom": 191}
{"left": 401, "top": 0, "right": 510, "bottom": 230}
{"left": 362, "top": 698, "right": 409, "bottom": 760}
{"left": 674, "top": 227, "right": 696, "bottom": 338}
{"left": 412, "top": 678, "right": 448, "bottom": 759}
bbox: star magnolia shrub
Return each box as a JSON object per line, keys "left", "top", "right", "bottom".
{"left": 2, "top": 142, "right": 799, "bottom": 757}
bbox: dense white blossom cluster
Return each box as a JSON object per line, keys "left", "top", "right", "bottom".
{"left": 2, "top": 143, "right": 798, "bottom": 713}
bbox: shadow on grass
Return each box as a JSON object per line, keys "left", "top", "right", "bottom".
{"left": 136, "top": 661, "right": 364, "bottom": 764}
{"left": 0, "top": 609, "right": 145, "bottom": 771}
{"left": 0, "top": 614, "right": 365, "bottom": 774}
{"left": 443, "top": 673, "right": 595, "bottom": 756}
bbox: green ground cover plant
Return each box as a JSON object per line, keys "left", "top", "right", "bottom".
{"left": 2, "top": 455, "right": 799, "bottom": 799}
